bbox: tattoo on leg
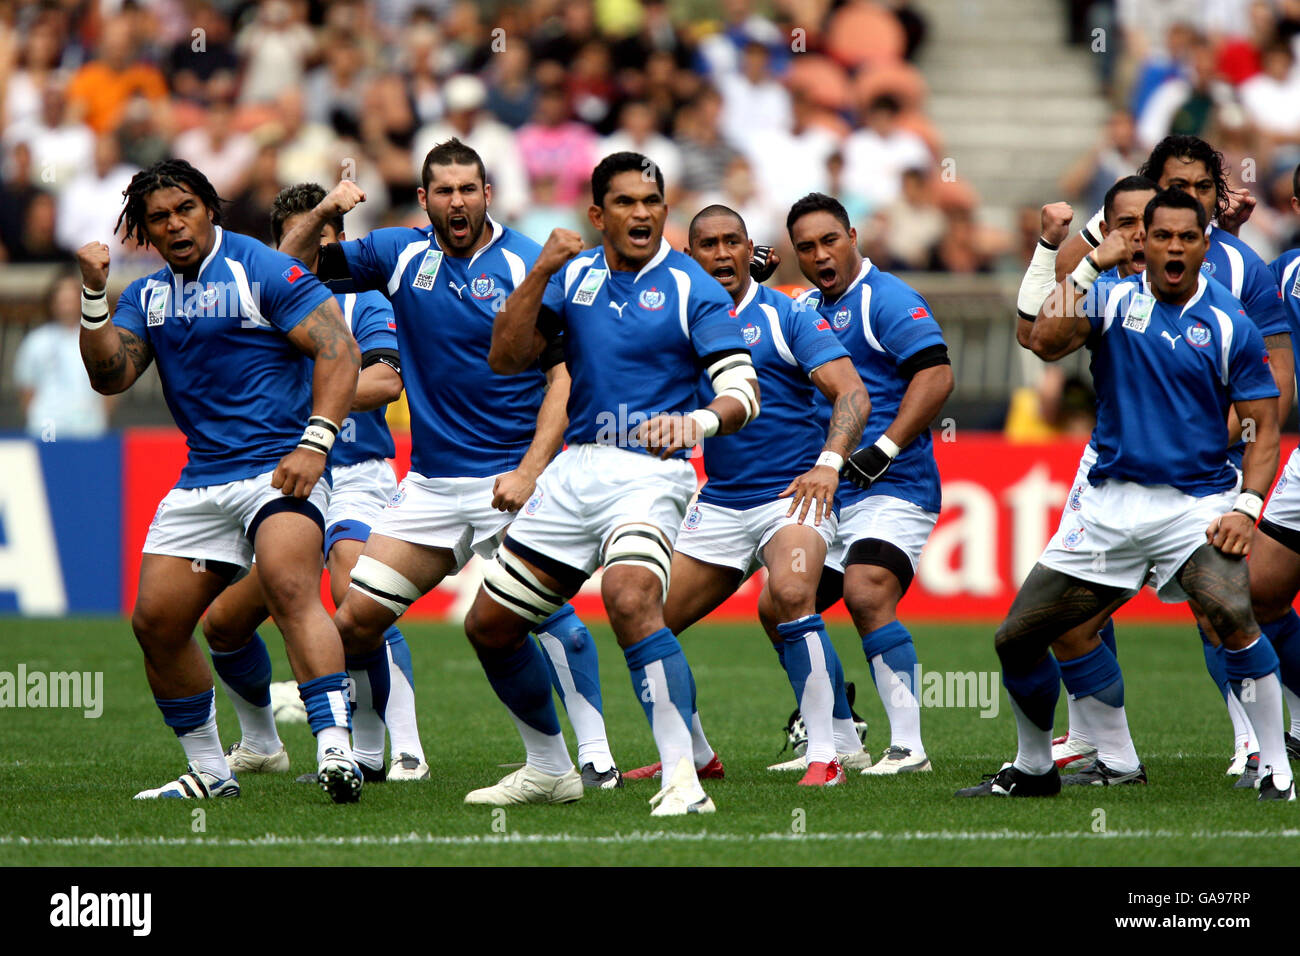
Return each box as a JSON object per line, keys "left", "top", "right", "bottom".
{"left": 1177, "top": 544, "right": 1258, "bottom": 646}
{"left": 995, "top": 564, "right": 1125, "bottom": 671}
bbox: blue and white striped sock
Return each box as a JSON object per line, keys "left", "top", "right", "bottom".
{"left": 156, "top": 688, "right": 228, "bottom": 778}
{"left": 210, "top": 631, "right": 280, "bottom": 755}
{"left": 298, "top": 672, "right": 353, "bottom": 763}
{"left": 624, "top": 628, "right": 697, "bottom": 783}
{"left": 777, "top": 614, "right": 836, "bottom": 764}
{"left": 477, "top": 638, "right": 571, "bottom": 776}
{"left": 382, "top": 626, "right": 424, "bottom": 762}
{"left": 535, "top": 605, "right": 612, "bottom": 772}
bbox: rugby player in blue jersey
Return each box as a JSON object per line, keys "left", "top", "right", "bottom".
{"left": 960, "top": 188, "right": 1293, "bottom": 801}
{"left": 466, "top": 153, "right": 761, "bottom": 814}
{"left": 1055, "top": 136, "right": 1295, "bottom": 778}
{"left": 788, "top": 193, "right": 955, "bottom": 776}
{"left": 278, "top": 141, "right": 622, "bottom": 788}
{"left": 200, "top": 183, "right": 429, "bottom": 784}
{"left": 620, "top": 204, "right": 871, "bottom": 788}
{"left": 76, "top": 160, "right": 363, "bottom": 802}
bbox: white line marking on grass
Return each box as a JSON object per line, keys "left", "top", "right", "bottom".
{"left": 3, "top": 829, "right": 1298, "bottom": 849}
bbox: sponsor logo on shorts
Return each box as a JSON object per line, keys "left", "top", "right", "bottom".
{"left": 832, "top": 308, "right": 851, "bottom": 330}
{"left": 388, "top": 488, "right": 406, "bottom": 508}
{"left": 1063, "top": 526, "right": 1086, "bottom": 550}
{"left": 684, "top": 505, "right": 702, "bottom": 530}
{"left": 638, "top": 287, "right": 666, "bottom": 310}
{"left": 1186, "top": 322, "right": 1212, "bottom": 347}
{"left": 1276, "top": 473, "right": 1289, "bottom": 496}
{"left": 149, "top": 502, "right": 168, "bottom": 529}
{"left": 524, "top": 488, "right": 544, "bottom": 515}
{"left": 470, "top": 273, "right": 496, "bottom": 299}
{"left": 741, "top": 323, "right": 761, "bottom": 345}
{"left": 1068, "top": 485, "right": 1083, "bottom": 511}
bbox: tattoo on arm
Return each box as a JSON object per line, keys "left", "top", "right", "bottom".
{"left": 1264, "top": 333, "right": 1292, "bottom": 350}
{"left": 87, "top": 329, "right": 152, "bottom": 391}
{"left": 826, "top": 389, "right": 869, "bottom": 453}
{"left": 298, "top": 300, "right": 359, "bottom": 366}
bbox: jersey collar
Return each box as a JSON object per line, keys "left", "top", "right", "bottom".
{"left": 1139, "top": 268, "right": 1208, "bottom": 315}
{"left": 635, "top": 238, "right": 671, "bottom": 281}
{"left": 825, "top": 257, "right": 873, "bottom": 306}
{"left": 169, "top": 225, "right": 224, "bottom": 283}
{"left": 734, "top": 278, "right": 759, "bottom": 314}
{"left": 426, "top": 215, "right": 504, "bottom": 264}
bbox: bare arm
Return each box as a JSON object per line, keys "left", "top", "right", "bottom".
{"left": 1054, "top": 230, "right": 1093, "bottom": 283}
{"left": 491, "top": 362, "right": 571, "bottom": 512}
{"left": 810, "top": 356, "right": 870, "bottom": 458}
{"left": 80, "top": 324, "right": 154, "bottom": 395}
{"left": 489, "top": 228, "right": 584, "bottom": 375}
{"left": 280, "top": 180, "right": 366, "bottom": 267}
{"left": 1226, "top": 334, "right": 1293, "bottom": 443}
{"left": 1028, "top": 276, "right": 1093, "bottom": 361}
{"left": 1208, "top": 395, "right": 1280, "bottom": 557}
{"left": 352, "top": 361, "right": 402, "bottom": 412}
{"left": 286, "top": 297, "right": 362, "bottom": 426}
{"left": 882, "top": 363, "right": 954, "bottom": 451}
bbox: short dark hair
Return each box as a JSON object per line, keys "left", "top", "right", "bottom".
{"left": 1103, "top": 174, "right": 1159, "bottom": 224}
{"left": 1292, "top": 162, "right": 1300, "bottom": 201}
{"left": 688, "top": 203, "right": 747, "bottom": 245}
{"left": 1137, "top": 134, "right": 1229, "bottom": 219}
{"left": 421, "top": 137, "right": 487, "bottom": 191}
{"left": 591, "top": 151, "right": 664, "bottom": 207}
{"left": 1143, "top": 187, "right": 1208, "bottom": 231}
{"left": 115, "top": 159, "right": 224, "bottom": 247}
{"left": 867, "top": 93, "right": 902, "bottom": 115}
{"left": 270, "top": 183, "right": 338, "bottom": 246}
{"left": 786, "top": 192, "right": 851, "bottom": 239}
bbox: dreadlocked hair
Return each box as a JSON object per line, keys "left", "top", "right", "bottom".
{"left": 1137, "top": 135, "right": 1230, "bottom": 221}
{"left": 115, "top": 159, "right": 225, "bottom": 248}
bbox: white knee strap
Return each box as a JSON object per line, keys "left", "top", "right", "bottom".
{"left": 604, "top": 523, "right": 673, "bottom": 598}
{"left": 482, "top": 547, "right": 566, "bottom": 624}
{"left": 349, "top": 555, "right": 422, "bottom": 618}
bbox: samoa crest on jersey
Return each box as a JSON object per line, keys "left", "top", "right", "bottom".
{"left": 638, "top": 287, "right": 666, "bottom": 310}
{"left": 470, "top": 273, "right": 496, "bottom": 299}
{"left": 741, "top": 323, "right": 761, "bottom": 345}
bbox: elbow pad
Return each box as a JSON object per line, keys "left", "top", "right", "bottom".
{"left": 707, "top": 350, "right": 760, "bottom": 424}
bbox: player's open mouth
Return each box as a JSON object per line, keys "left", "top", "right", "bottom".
{"left": 712, "top": 265, "right": 736, "bottom": 280}
{"left": 448, "top": 215, "right": 469, "bottom": 238}
{"left": 1163, "top": 260, "right": 1185, "bottom": 283}
{"left": 628, "top": 225, "right": 653, "bottom": 246}
{"left": 818, "top": 266, "right": 837, "bottom": 286}
{"left": 171, "top": 238, "right": 194, "bottom": 256}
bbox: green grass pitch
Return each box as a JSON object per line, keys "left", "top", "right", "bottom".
{"left": 1, "top": 617, "right": 1296, "bottom": 866}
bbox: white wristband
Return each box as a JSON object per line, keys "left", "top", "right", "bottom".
{"left": 80, "top": 314, "right": 109, "bottom": 330}
{"left": 1069, "top": 255, "right": 1100, "bottom": 294}
{"left": 689, "top": 408, "right": 721, "bottom": 439}
{"left": 1017, "top": 240, "right": 1059, "bottom": 318}
{"left": 875, "top": 435, "right": 901, "bottom": 459}
{"left": 1081, "top": 207, "right": 1105, "bottom": 248}
{"left": 816, "top": 451, "right": 844, "bottom": 472}
{"left": 81, "top": 285, "right": 109, "bottom": 325}
{"left": 1232, "top": 491, "right": 1264, "bottom": 522}
{"left": 298, "top": 416, "right": 340, "bottom": 456}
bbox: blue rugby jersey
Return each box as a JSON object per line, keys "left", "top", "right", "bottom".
{"left": 539, "top": 239, "right": 747, "bottom": 457}
{"left": 332, "top": 216, "right": 545, "bottom": 478}
{"left": 798, "top": 259, "right": 946, "bottom": 513}
{"left": 113, "top": 226, "right": 332, "bottom": 488}
{"left": 697, "top": 281, "right": 848, "bottom": 509}
{"left": 331, "top": 290, "right": 398, "bottom": 467}
{"left": 1081, "top": 271, "right": 1277, "bottom": 494}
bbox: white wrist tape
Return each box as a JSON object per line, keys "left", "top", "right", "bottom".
{"left": 1081, "top": 207, "right": 1105, "bottom": 248}
{"left": 1069, "top": 255, "right": 1101, "bottom": 294}
{"left": 816, "top": 451, "right": 844, "bottom": 471}
{"left": 875, "top": 435, "right": 901, "bottom": 459}
{"left": 298, "top": 416, "right": 340, "bottom": 456}
{"left": 688, "top": 408, "right": 721, "bottom": 439}
{"left": 1232, "top": 491, "right": 1264, "bottom": 522}
{"left": 1017, "top": 240, "right": 1059, "bottom": 319}
{"left": 81, "top": 285, "right": 109, "bottom": 328}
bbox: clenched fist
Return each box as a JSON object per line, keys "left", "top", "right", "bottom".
{"left": 1040, "top": 202, "right": 1074, "bottom": 247}
{"left": 77, "top": 242, "right": 111, "bottom": 292}
{"left": 537, "top": 228, "right": 584, "bottom": 274}
{"left": 322, "top": 180, "right": 367, "bottom": 217}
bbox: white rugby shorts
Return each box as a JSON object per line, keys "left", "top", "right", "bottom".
{"left": 824, "top": 494, "right": 938, "bottom": 574}
{"left": 371, "top": 470, "right": 513, "bottom": 572}
{"left": 676, "top": 497, "right": 838, "bottom": 575}
{"left": 505, "top": 443, "right": 697, "bottom": 577}
{"left": 143, "top": 469, "right": 330, "bottom": 569}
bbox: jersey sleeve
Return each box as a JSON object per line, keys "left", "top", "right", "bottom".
{"left": 351, "top": 293, "right": 399, "bottom": 356}
{"left": 1241, "top": 256, "right": 1290, "bottom": 339}
{"left": 252, "top": 246, "right": 334, "bottom": 333}
{"left": 871, "top": 283, "right": 946, "bottom": 364}
{"left": 1269, "top": 254, "right": 1300, "bottom": 343}
{"left": 686, "top": 271, "right": 746, "bottom": 357}
{"left": 782, "top": 302, "right": 849, "bottom": 374}
{"left": 1227, "top": 317, "right": 1282, "bottom": 403}
{"left": 336, "top": 232, "right": 393, "bottom": 293}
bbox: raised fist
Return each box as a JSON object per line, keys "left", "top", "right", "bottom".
{"left": 77, "top": 242, "right": 111, "bottom": 292}
{"left": 538, "top": 228, "right": 584, "bottom": 274}
{"left": 1040, "top": 202, "right": 1074, "bottom": 247}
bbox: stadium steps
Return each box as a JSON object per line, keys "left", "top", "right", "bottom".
{"left": 916, "top": 0, "right": 1110, "bottom": 230}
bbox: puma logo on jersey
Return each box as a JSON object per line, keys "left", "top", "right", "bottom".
{"left": 1161, "top": 331, "right": 1180, "bottom": 350}
{"left": 448, "top": 281, "right": 468, "bottom": 299}
{"left": 608, "top": 301, "right": 627, "bottom": 318}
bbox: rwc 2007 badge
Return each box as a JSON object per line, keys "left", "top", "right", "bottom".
{"left": 146, "top": 285, "right": 168, "bottom": 327}
{"left": 573, "top": 268, "right": 608, "bottom": 306}
{"left": 1123, "top": 293, "right": 1154, "bottom": 333}
{"left": 412, "top": 249, "right": 444, "bottom": 291}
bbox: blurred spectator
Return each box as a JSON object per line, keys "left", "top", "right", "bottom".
{"left": 411, "top": 74, "right": 529, "bottom": 222}
{"left": 117, "top": 96, "right": 170, "bottom": 170}
{"left": 0, "top": 142, "right": 39, "bottom": 259}
{"left": 224, "top": 143, "right": 285, "bottom": 246}
{"left": 517, "top": 174, "right": 584, "bottom": 240}
{"left": 719, "top": 155, "right": 782, "bottom": 242}
{"left": 1060, "top": 109, "right": 1145, "bottom": 212}
{"left": 14, "top": 191, "right": 63, "bottom": 264}
{"left": 717, "top": 39, "right": 792, "bottom": 149}
{"left": 602, "top": 100, "right": 683, "bottom": 192}
{"left": 610, "top": 0, "right": 692, "bottom": 77}
{"left": 8, "top": 78, "right": 94, "bottom": 194}
{"left": 172, "top": 96, "right": 257, "bottom": 197}
{"left": 1004, "top": 367, "right": 1097, "bottom": 443}
{"left": 886, "top": 0, "right": 929, "bottom": 61}
{"left": 842, "top": 93, "right": 932, "bottom": 209}
{"left": 55, "top": 133, "right": 139, "bottom": 258}
{"left": 565, "top": 40, "right": 618, "bottom": 133}
{"left": 739, "top": 89, "right": 837, "bottom": 210}
{"left": 927, "top": 207, "right": 998, "bottom": 274}
{"left": 402, "top": 16, "right": 445, "bottom": 127}
{"left": 873, "top": 167, "right": 946, "bottom": 270}
{"left": 2, "top": 16, "right": 65, "bottom": 134}
{"left": 1239, "top": 42, "right": 1300, "bottom": 142}
{"left": 696, "top": 0, "right": 787, "bottom": 78}
{"left": 484, "top": 45, "right": 538, "bottom": 130}
{"left": 13, "top": 271, "right": 113, "bottom": 439}
{"left": 532, "top": 0, "right": 600, "bottom": 68}
{"left": 825, "top": 149, "right": 871, "bottom": 227}
{"left": 517, "top": 85, "right": 599, "bottom": 205}
{"left": 235, "top": 0, "right": 317, "bottom": 105}
{"left": 304, "top": 36, "right": 371, "bottom": 140}
{"left": 64, "top": 16, "right": 168, "bottom": 135}
{"left": 165, "top": 2, "right": 238, "bottom": 104}
{"left": 360, "top": 72, "right": 422, "bottom": 205}
{"left": 676, "top": 86, "right": 741, "bottom": 198}
{"left": 272, "top": 87, "right": 341, "bottom": 189}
